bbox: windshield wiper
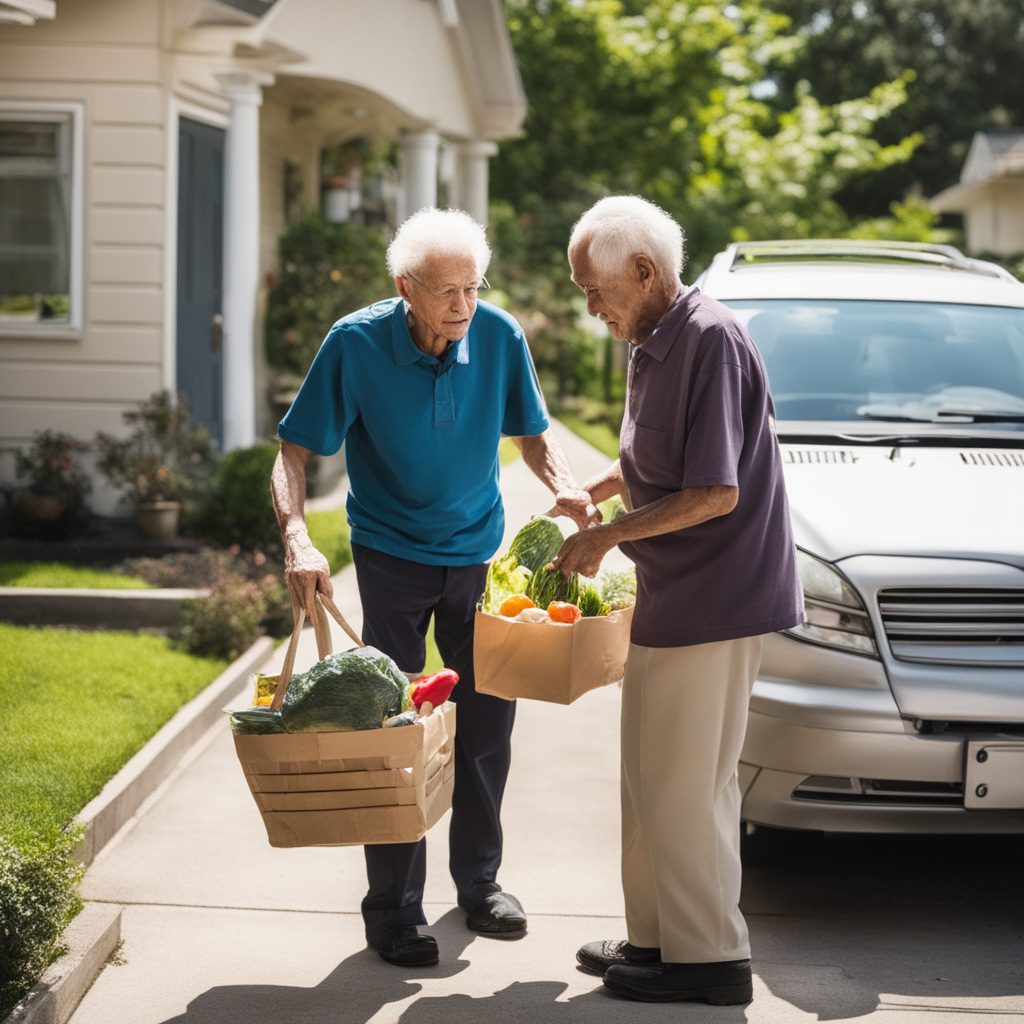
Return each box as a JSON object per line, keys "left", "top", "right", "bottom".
{"left": 859, "top": 410, "right": 1024, "bottom": 424}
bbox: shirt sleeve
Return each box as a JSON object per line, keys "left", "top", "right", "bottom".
{"left": 277, "top": 326, "right": 355, "bottom": 456}
{"left": 681, "top": 361, "right": 745, "bottom": 489}
{"left": 501, "top": 329, "right": 550, "bottom": 437}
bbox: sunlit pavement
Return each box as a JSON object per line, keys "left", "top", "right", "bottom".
{"left": 70, "top": 422, "right": 1024, "bottom": 1023}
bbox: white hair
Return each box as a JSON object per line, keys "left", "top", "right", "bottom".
{"left": 386, "top": 207, "right": 491, "bottom": 279}
{"left": 569, "top": 195, "right": 685, "bottom": 281}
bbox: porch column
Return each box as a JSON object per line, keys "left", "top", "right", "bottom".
{"left": 218, "top": 71, "right": 270, "bottom": 451}
{"left": 458, "top": 140, "right": 498, "bottom": 227}
{"left": 400, "top": 129, "right": 439, "bottom": 220}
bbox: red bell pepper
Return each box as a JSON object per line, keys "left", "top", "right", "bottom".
{"left": 409, "top": 668, "right": 459, "bottom": 709}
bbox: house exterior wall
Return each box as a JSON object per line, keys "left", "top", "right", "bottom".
{"left": 962, "top": 179, "right": 1024, "bottom": 255}
{"left": 0, "top": 0, "right": 166, "bottom": 510}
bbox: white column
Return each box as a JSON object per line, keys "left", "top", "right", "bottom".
{"left": 457, "top": 140, "right": 498, "bottom": 227}
{"left": 218, "top": 71, "right": 271, "bottom": 451}
{"left": 400, "top": 129, "right": 440, "bottom": 219}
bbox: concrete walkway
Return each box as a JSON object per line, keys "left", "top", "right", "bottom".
{"left": 68, "top": 423, "right": 1024, "bottom": 1024}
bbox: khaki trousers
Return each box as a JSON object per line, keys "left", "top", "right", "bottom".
{"left": 620, "top": 634, "right": 764, "bottom": 963}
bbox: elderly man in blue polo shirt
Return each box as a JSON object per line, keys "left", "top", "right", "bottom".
{"left": 271, "top": 208, "right": 597, "bottom": 968}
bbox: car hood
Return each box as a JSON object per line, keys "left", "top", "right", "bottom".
{"left": 781, "top": 442, "right": 1024, "bottom": 569}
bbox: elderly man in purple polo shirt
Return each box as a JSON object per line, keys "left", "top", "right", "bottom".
{"left": 551, "top": 196, "right": 803, "bottom": 1005}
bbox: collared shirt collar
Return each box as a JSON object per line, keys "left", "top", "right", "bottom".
{"left": 392, "top": 301, "right": 471, "bottom": 366}
{"left": 633, "top": 285, "right": 702, "bottom": 363}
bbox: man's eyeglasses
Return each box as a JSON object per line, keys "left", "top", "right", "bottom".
{"left": 405, "top": 271, "right": 490, "bottom": 301}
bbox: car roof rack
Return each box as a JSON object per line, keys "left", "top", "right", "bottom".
{"left": 726, "top": 239, "right": 1013, "bottom": 281}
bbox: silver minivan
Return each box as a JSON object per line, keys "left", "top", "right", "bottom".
{"left": 697, "top": 240, "right": 1024, "bottom": 835}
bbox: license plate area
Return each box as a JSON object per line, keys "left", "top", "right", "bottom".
{"left": 964, "top": 740, "right": 1024, "bottom": 810}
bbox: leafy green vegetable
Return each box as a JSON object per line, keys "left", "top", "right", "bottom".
{"left": 227, "top": 647, "right": 408, "bottom": 734}
{"left": 483, "top": 553, "right": 531, "bottom": 614}
{"left": 600, "top": 568, "right": 637, "bottom": 609}
{"left": 526, "top": 566, "right": 580, "bottom": 610}
{"left": 508, "top": 516, "right": 564, "bottom": 572}
{"left": 578, "top": 584, "right": 608, "bottom": 617}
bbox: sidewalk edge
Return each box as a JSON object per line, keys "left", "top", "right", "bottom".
{"left": 3, "top": 902, "right": 122, "bottom": 1024}
{"left": 73, "top": 636, "right": 275, "bottom": 866}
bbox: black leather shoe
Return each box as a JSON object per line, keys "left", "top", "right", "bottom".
{"left": 577, "top": 939, "right": 661, "bottom": 975}
{"left": 368, "top": 927, "right": 439, "bottom": 966}
{"left": 603, "top": 959, "right": 753, "bottom": 1004}
{"left": 465, "top": 892, "right": 527, "bottom": 937}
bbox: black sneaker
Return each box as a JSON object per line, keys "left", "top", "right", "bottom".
{"left": 603, "top": 958, "right": 753, "bottom": 1004}
{"left": 576, "top": 939, "right": 661, "bottom": 975}
{"left": 368, "top": 927, "right": 439, "bottom": 966}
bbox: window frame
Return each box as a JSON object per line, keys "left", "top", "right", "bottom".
{"left": 0, "top": 101, "right": 84, "bottom": 339}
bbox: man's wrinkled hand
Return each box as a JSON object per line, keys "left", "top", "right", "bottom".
{"left": 284, "top": 535, "right": 333, "bottom": 624}
{"left": 546, "top": 487, "right": 601, "bottom": 530}
{"left": 549, "top": 524, "right": 614, "bottom": 579}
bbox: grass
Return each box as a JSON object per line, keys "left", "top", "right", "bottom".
{"left": 0, "top": 561, "right": 152, "bottom": 589}
{"left": 305, "top": 509, "right": 353, "bottom": 575}
{"left": 0, "top": 623, "right": 227, "bottom": 841}
{"left": 499, "top": 437, "right": 521, "bottom": 466}
{"left": 557, "top": 413, "right": 620, "bottom": 460}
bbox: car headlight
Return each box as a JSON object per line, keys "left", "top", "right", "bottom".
{"left": 782, "top": 549, "right": 878, "bottom": 657}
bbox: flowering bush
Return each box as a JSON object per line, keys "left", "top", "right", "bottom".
{"left": 12, "top": 431, "right": 90, "bottom": 506}
{"left": 95, "top": 391, "right": 215, "bottom": 505}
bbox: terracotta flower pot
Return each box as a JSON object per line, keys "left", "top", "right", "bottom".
{"left": 135, "top": 500, "right": 181, "bottom": 542}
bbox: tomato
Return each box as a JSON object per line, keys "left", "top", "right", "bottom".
{"left": 547, "top": 601, "right": 582, "bottom": 624}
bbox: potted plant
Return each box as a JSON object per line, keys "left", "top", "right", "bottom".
{"left": 95, "top": 391, "right": 215, "bottom": 542}
{"left": 7, "top": 430, "right": 91, "bottom": 538}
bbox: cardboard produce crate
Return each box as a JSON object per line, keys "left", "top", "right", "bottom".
{"left": 474, "top": 605, "right": 634, "bottom": 705}
{"left": 233, "top": 701, "right": 455, "bottom": 847}
{"left": 231, "top": 594, "right": 456, "bottom": 848}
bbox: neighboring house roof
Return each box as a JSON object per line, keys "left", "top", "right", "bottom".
{"left": 218, "top": 0, "right": 279, "bottom": 14}
{"left": 0, "top": 0, "right": 55, "bottom": 25}
{"left": 932, "top": 130, "right": 1024, "bottom": 213}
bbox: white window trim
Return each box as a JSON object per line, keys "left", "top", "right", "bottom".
{"left": 0, "top": 100, "right": 84, "bottom": 339}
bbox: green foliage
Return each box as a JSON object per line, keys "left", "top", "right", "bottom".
{"left": 556, "top": 413, "right": 621, "bottom": 460}
{"left": 0, "top": 561, "right": 151, "bottom": 589}
{"left": 305, "top": 508, "right": 353, "bottom": 575}
{"left": 0, "top": 826, "right": 85, "bottom": 1017}
{"left": 508, "top": 516, "right": 565, "bottom": 573}
{"left": 176, "top": 575, "right": 290, "bottom": 661}
{"left": 844, "top": 196, "right": 960, "bottom": 245}
{"left": 95, "top": 391, "right": 214, "bottom": 505}
{"left": 578, "top": 584, "right": 608, "bottom": 617}
{"left": 12, "top": 431, "right": 90, "bottom": 506}
{"left": 599, "top": 567, "right": 637, "bottom": 609}
{"left": 483, "top": 553, "right": 531, "bottom": 614}
{"left": 197, "top": 442, "right": 280, "bottom": 554}
{"left": 761, "top": 0, "right": 1024, "bottom": 218}
{"left": 265, "top": 213, "right": 393, "bottom": 378}
{"left": 526, "top": 565, "right": 581, "bottom": 610}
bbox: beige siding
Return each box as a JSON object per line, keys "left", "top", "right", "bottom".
{"left": 0, "top": 0, "right": 167, "bottom": 482}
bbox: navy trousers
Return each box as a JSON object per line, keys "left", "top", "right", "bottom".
{"left": 352, "top": 542, "right": 516, "bottom": 946}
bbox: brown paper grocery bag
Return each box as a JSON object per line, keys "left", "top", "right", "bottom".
{"left": 473, "top": 605, "right": 634, "bottom": 705}
{"left": 231, "top": 595, "right": 456, "bottom": 847}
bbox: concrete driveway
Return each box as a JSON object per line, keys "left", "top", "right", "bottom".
{"left": 69, "top": 423, "right": 1024, "bottom": 1024}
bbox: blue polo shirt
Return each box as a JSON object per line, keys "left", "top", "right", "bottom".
{"left": 278, "top": 297, "right": 549, "bottom": 566}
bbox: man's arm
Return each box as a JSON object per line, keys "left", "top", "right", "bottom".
{"left": 512, "top": 429, "right": 601, "bottom": 529}
{"left": 271, "top": 439, "right": 333, "bottom": 621}
{"left": 550, "top": 484, "right": 738, "bottom": 578}
{"left": 581, "top": 459, "right": 628, "bottom": 509}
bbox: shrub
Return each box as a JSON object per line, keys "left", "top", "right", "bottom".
{"left": 175, "top": 572, "right": 291, "bottom": 661}
{"left": 0, "top": 826, "right": 85, "bottom": 1017}
{"left": 95, "top": 391, "right": 215, "bottom": 506}
{"left": 197, "top": 443, "right": 281, "bottom": 554}
{"left": 265, "top": 213, "right": 393, "bottom": 378}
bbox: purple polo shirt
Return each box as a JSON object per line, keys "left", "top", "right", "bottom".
{"left": 619, "top": 285, "right": 803, "bottom": 648}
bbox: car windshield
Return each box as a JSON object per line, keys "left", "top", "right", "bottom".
{"left": 725, "top": 299, "right": 1024, "bottom": 431}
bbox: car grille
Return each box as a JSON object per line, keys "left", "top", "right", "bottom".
{"left": 792, "top": 775, "right": 964, "bottom": 807}
{"left": 959, "top": 451, "right": 1024, "bottom": 468}
{"left": 878, "top": 588, "right": 1024, "bottom": 667}
{"left": 783, "top": 449, "right": 859, "bottom": 465}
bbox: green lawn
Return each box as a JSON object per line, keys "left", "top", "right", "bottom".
{"left": 306, "top": 508, "right": 353, "bottom": 575}
{"left": 0, "top": 561, "right": 153, "bottom": 589}
{"left": 557, "top": 414, "right": 620, "bottom": 460}
{"left": 498, "top": 436, "right": 521, "bottom": 466}
{"left": 0, "top": 624, "right": 227, "bottom": 842}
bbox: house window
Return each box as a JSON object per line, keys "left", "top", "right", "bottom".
{"left": 0, "top": 111, "right": 79, "bottom": 330}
